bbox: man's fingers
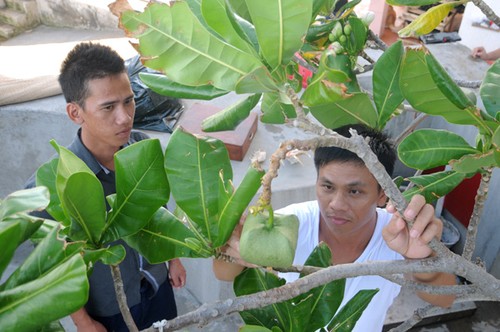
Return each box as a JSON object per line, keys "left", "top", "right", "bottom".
{"left": 409, "top": 203, "right": 436, "bottom": 239}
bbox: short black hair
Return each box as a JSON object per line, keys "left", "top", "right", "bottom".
{"left": 58, "top": 42, "right": 126, "bottom": 106}
{"left": 314, "top": 123, "right": 396, "bottom": 176}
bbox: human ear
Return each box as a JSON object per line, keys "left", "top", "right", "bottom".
{"left": 67, "top": 102, "right": 83, "bottom": 125}
{"left": 377, "top": 189, "right": 388, "bottom": 208}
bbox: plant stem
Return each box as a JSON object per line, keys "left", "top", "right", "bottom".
{"left": 462, "top": 168, "right": 492, "bottom": 261}
{"left": 472, "top": 0, "right": 500, "bottom": 27}
{"left": 110, "top": 265, "right": 139, "bottom": 332}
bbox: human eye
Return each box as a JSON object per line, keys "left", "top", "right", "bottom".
{"left": 125, "top": 97, "right": 134, "bottom": 105}
{"left": 101, "top": 104, "right": 114, "bottom": 111}
{"left": 321, "top": 183, "right": 333, "bottom": 191}
{"left": 349, "top": 188, "right": 361, "bottom": 195}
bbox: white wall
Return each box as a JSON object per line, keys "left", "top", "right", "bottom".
{"left": 459, "top": 0, "right": 500, "bottom": 52}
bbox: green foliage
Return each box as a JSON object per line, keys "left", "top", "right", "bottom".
{"left": 0, "top": 188, "right": 88, "bottom": 331}
{"left": 234, "top": 243, "right": 377, "bottom": 331}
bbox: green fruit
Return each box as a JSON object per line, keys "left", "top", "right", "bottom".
{"left": 333, "top": 21, "right": 343, "bottom": 39}
{"left": 239, "top": 210, "right": 299, "bottom": 268}
{"left": 339, "top": 34, "right": 347, "bottom": 45}
{"left": 343, "top": 24, "right": 352, "bottom": 36}
{"left": 328, "top": 33, "right": 335, "bottom": 42}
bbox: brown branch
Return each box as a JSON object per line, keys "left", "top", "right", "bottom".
{"left": 455, "top": 79, "right": 482, "bottom": 89}
{"left": 394, "top": 113, "right": 428, "bottom": 145}
{"left": 471, "top": 0, "right": 500, "bottom": 27}
{"left": 368, "top": 29, "right": 388, "bottom": 51}
{"left": 111, "top": 265, "right": 139, "bottom": 332}
{"left": 462, "top": 168, "right": 493, "bottom": 260}
{"left": 142, "top": 256, "right": 500, "bottom": 331}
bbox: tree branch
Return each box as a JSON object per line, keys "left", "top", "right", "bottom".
{"left": 472, "top": 0, "right": 500, "bottom": 27}
{"left": 462, "top": 168, "right": 493, "bottom": 260}
{"left": 111, "top": 265, "right": 139, "bottom": 332}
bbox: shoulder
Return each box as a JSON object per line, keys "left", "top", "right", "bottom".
{"left": 277, "top": 201, "right": 318, "bottom": 219}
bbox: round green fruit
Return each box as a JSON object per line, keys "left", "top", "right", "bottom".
{"left": 239, "top": 211, "right": 299, "bottom": 268}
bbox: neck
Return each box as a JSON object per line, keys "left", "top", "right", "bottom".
{"left": 319, "top": 214, "right": 377, "bottom": 265}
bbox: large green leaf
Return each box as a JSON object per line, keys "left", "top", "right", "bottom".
{"left": 139, "top": 72, "right": 229, "bottom": 100}
{"left": 165, "top": 128, "right": 232, "bottom": 244}
{"left": 62, "top": 172, "right": 106, "bottom": 244}
{"left": 398, "top": 129, "right": 478, "bottom": 170}
{"left": 426, "top": 50, "right": 474, "bottom": 110}
{"left": 301, "top": 52, "right": 352, "bottom": 108}
{"left": 84, "top": 245, "right": 126, "bottom": 266}
{"left": 1, "top": 226, "right": 83, "bottom": 292}
{"left": 234, "top": 268, "right": 295, "bottom": 331}
{"left": 125, "top": 207, "right": 200, "bottom": 263}
{"left": 398, "top": 2, "right": 456, "bottom": 37}
{"left": 373, "top": 40, "right": 404, "bottom": 129}
{"left": 228, "top": 0, "right": 252, "bottom": 22}
{"left": 0, "top": 254, "right": 88, "bottom": 331}
{"left": 202, "top": 0, "right": 257, "bottom": 55}
{"left": 480, "top": 59, "right": 500, "bottom": 118}
{"left": 51, "top": 141, "right": 95, "bottom": 223}
{"left": 0, "top": 187, "right": 49, "bottom": 221}
{"left": 245, "top": 0, "right": 313, "bottom": 69}
{"left": 260, "top": 92, "right": 297, "bottom": 124}
{"left": 235, "top": 66, "right": 280, "bottom": 94}
{"left": 225, "top": 2, "right": 259, "bottom": 52}
{"left": 105, "top": 139, "right": 169, "bottom": 242}
{"left": 298, "top": 243, "right": 346, "bottom": 331}
{"left": 201, "top": 93, "right": 261, "bottom": 132}
{"left": 310, "top": 92, "right": 378, "bottom": 129}
{"left": 327, "top": 289, "right": 378, "bottom": 331}
{"left": 120, "top": 2, "right": 267, "bottom": 92}
{"left": 36, "top": 159, "right": 68, "bottom": 223}
{"left": 0, "top": 222, "right": 22, "bottom": 280}
{"left": 214, "top": 165, "right": 265, "bottom": 247}
{"left": 345, "top": 16, "right": 367, "bottom": 56}
{"left": 402, "top": 170, "right": 468, "bottom": 203}
{"left": 400, "top": 49, "right": 491, "bottom": 132}
{"left": 450, "top": 151, "right": 497, "bottom": 173}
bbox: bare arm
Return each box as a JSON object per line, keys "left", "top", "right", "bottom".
{"left": 168, "top": 258, "right": 186, "bottom": 288}
{"left": 471, "top": 47, "right": 500, "bottom": 61}
{"left": 383, "top": 195, "right": 456, "bottom": 307}
{"left": 70, "top": 307, "right": 106, "bottom": 332}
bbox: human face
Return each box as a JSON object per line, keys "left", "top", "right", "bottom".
{"left": 70, "top": 73, "right": 135, "bottom": 155}
{"left": 316, "top": 161, "right": 387, "bottom": 237}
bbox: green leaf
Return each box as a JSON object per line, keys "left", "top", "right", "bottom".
{"left": 373, "top": 40, "right": 404, "bottom": 129}
{"left": 84, "top": 245, "right": 126, "bottom": 266}
{"left": 139, "top": 72, "right": 229, "bottom": 100}
{"left": 299, "top": 243, "right": 346, "bottom": 331}
{"left": 214, "top": 165, "right": 265, "bottom": 247}
{"left": 450, "top": 151, "right": 497, "bottom": 173}
{"left": 235, "top": 66, "right": 280, "bottom": 94}
{"left": 234, "top": 268, "right": 292, "bottom": 330}
{"left": 426, "top": 51, "right": 474, "bottom": 109}
{"left": 398, "top": 129, "right": 479, "bottom": 170}
{"left": 346, "top": 16, "right": 367, "bottom": 55}
{"left": 202, "top": 0, "right": 258, "bottom": 55}
{"left": 301, "top": 53, "right": 352, "bottom": 107}
{"left": 309, "top": 92, "right": 378, "bottom": 129}
{"left": 261, "top": 92, "right": 297, "bottom": 124}
{"left": 228, "top": 0, "right": 252, "bottom": 22}
{"left": 312, "top": 0, "right": 336, "bottom": 18}
{"left": 36, "top": 159, "right": 68, "bottom": 223}
{"left": 0, "top": 222, "right": 22, "bottom": 280}
{"left": 225, "top": 2, "right": 260, "bottom": 52}
{"left": 120, "top": 2, "right": 265, "bottom": 91}
{"left": 0, "top": 254, "right": 88, "bottom": 332}
{"left": 327, "top": 289, "right": 378, "bottom": 331}
{"left": 202, "top": 94, "right": 261, "bottom": 132}
{"left": 105, "top": 139, "right": 169, "bottom": 242}
{"left": 165, "top": 128, "right": 232, "bottom": 243}
{"left": 402, "top": 170, "right": 468, "bottom": 203}
{"left": 125, "top": 207, "right": 200, "bottom": 263}
{"left": 0, "top": 187, "right": 49, "bottom": 220}
{"left": 480, "top": 59, "right": 500, "bottom": 118}
{"left": 400, "top": 49, "right": 491, "bottom": 132}
{"left": 398, "top": 2, "right": 456, "bottom": 37}
{"left": 1, "top": 226, "right": 83, "bottom": 292}
{"left": 246, "top": 0, "right": 313, "bottom": 69}
{"left": 386, "top": 0, "right": 441, "bottom": 6}
{"left": 62, "top": 172, "right": 106, "bottom": 244}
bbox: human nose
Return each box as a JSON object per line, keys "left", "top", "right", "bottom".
{"left": 328, "top": 191, "right": 348, "bottom": 212}
{"left": 116, "top": 105, "right": 133, "bottom": 124}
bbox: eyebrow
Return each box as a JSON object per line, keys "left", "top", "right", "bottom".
{"left": 318, "top": 177, "right": 367, "bottom": 188}
{"left": 98, "top": 94, "right": 134, "bottom": 108}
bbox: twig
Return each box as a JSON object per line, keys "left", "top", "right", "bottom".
{"left": 111, "top": 265, "right": 139, "bottom": 332}
{"left": 455, "top": 79, "right": 482, "bottom": 89}
{"left": 394, "top": 113, "right": 428, "bottom": 145}
{"left": 368, "top": 29, "right": 388, "bottom": 51}
{"left": 472, "top": 0, "right": 500, "bottom": 27}
{"left": 462, "top": 168, "right": 493, "bottom": 261}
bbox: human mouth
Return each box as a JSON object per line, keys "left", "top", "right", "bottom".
{"left": 117, "top": 128, "right": 131, "bottom": 138}
{"left": 327, "top": 215, "right": 349, "bottom": 226}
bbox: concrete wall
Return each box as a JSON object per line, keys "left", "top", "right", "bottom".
{"left": 459, "top": 0, "right": 500, "bottom": 52}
